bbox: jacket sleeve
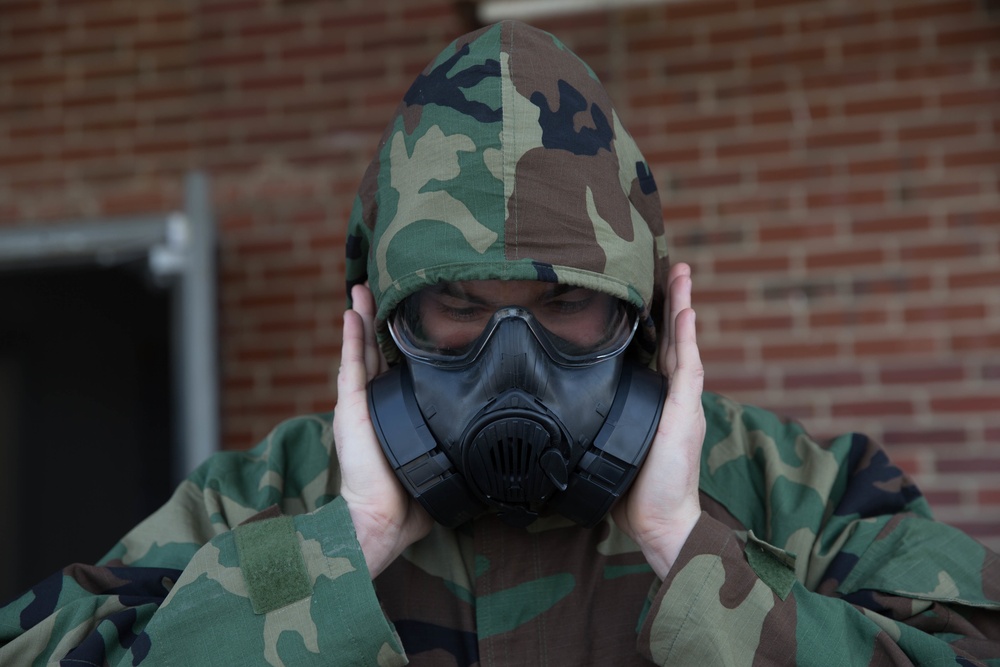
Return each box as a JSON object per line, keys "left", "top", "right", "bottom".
{"left": 637, "top": 394, "right": 1000, "bottom": 666}
{"left": 0, "top": 414, "right": 406, "bottom": 666}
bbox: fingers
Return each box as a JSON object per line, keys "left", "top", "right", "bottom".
{"left": 663, "top": 263, "right": 693, "bottom": 377}
{"left": 670, "top": 307, "right": 704, "bottom": 408}
{"left": 337, "top": 308, "right": 370, "bottom": 412}
{"left": 350, "top": 284, "right": 385, "bottom": 381}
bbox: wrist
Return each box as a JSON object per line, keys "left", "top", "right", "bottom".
{"left": 346, "top": 504, "right": 403, "bottom": 579}
{"left": 636, "top": 512, "right": 701, "bottom": 580}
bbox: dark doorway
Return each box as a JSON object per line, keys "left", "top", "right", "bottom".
{"left": 0, "top": 261, "right": 174, "bottom": 602}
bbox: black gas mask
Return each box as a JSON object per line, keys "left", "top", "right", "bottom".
{"left": 367, "top": 285, "right": 667, "bottom": 528}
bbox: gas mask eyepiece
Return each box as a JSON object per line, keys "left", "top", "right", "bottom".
{"left": 366, "top": 283, "right": 667, "bottom": 528}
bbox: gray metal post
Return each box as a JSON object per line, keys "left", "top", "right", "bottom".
{"left": 174, "top": 171, "right": 219, "bottom": 481}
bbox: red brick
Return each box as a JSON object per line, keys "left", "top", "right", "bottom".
{"left": 631, "top": 89, "right": 699, "bottom": 109}
{"left": 899, "top": 180, "right": 982, "bottom": 201}
{"left": 239, "top": 73, "right": 306, "bottom": 92}
{"left": 843, "top": 94, "right": 925, "bottom": 117}
{"left": 672, "top": 228, "right": 745, "bottom": 248}
{"left": 943, "top": 148, "right": 1000, "bottom": 170}
{"left": 261, "top": 262, "right": 325, "bottom": 281}
{"left": 891, "top": 0, "right": 975, "bottom": 21}
{"left": 809, "top": 308, "right": 888, "bottom": 328}
{"left": 894, "top": 60, "right": 975, "bottom": 82}
{"left": 937, "top": 456, "right": 1000, "bottom": 473}
{"left": 923, "top": 490, "right": 964, "bottom": 507}
{"left": 279, "top": 41, "right": 349, "bottom": 62}
{"left": 750, "top": 107, "right": 795, "bottom": 127}
{"left": 841, "top": 34, "right": 921, "bottom": 58}
{"left": 951, "top": 332, "right": 1000, "bottom": 352}
{"left": 757, "top": 163, "right": 836, "bottom": 184}
{"left": 664, "top": 113, "right": 738, "bottom": 134}
{"left": 879, "top": 364, "right": 966, "bottom": 385}
{"left": 61, "top": 92, "right": 118, "bottom": 109}
{"left": 948, "top": 269, "right": 1000, "bottom": 290}
{"left": 318, "top": 9, "right": 389, "bottom": 30}
{"left": 716, "top": 138, "right": 791, "bottom": 160}
{"left": 847, "top": 154, "right": 929, "bottom": 176}
{"left": 853, "top": 337, "right": 937, "bottom": 357}
{"left": 718, "top": 313, "right": 794, "bottom": 333}
{"left": 948, "top": 210, "right": 1000, "bottom": 230}
{"left": 806, "top": 128, "right": 883, "bottom": 151}
{"left": 801, "top": 69, "right": 881, "bottom": 92}
{"left": 233, "top": 237, "right": 296, "bottom": 256}
{"left": 132, "top": 139, "right": 192, "bottom": 156}
{"left": 749, "top": 45, "right": 826, "bottom": 70}
{"left": 58, "top": 145, "right": 119, "bottom": 161}
{"left": 675, "top": 171, "right": 743, "bottom": 190}
{"left": 937, "top": 25, "right": 1000, "bottom": 48}
{"left": 271, "top": 371, "right": 330, "bottom": 388}
{"left": 695, "top": 286, "right": 750, "bottom": 304}
{"left": 9, "top": 123, "right": 66, "bottom": 140}
{"left": 629, "top": 33, "right": 697, "bottom": 53}
{"left": 851, "top": 213, "right": 931, "bottom": 236}
{"left": 783, "top": 370, "right": 865, "bottom": 389}
{"left": 714, "top": 255, "right": 791, "bottom": 274}
{"left": 883, "top": 428, "right": 967, "bottom": 446}
{"left": 200, "top": 48, "right": 267, "bottom": 68}
{"left": 700, "top": 344, "right": 748, "bottom": 364}
{"left": 806, "top": 189, "right": 885, "bottom": 210}
{"left": 904, "top": 303, "right": 986, "bottom": 324}
{"left": 666, "top": 55, "right": 737, "bottom": 76}
{"left": 761, "top": 340, "right": 839, "bottom": 361}
{"left": 707, "top": 21, "right": 785, "bottom": 46}
{"left": 719, "top": 194, "right": 791, "bottom": 216}
{"left": 940, "top": 87, "right": 1000, "bottom": 109}
{"left": 238, "top": 18, "right": 303, "bottom": 38}
{"left": 243, "top": 128, "right": 312, "bottom": 146}
{"left": 898, "top": 120, "right": 978, "bottom": 142}
{"left": 806, "top": 247, "right": 885, "bottom": 270}
{"left": 660, "top": 203, "right": 703, "bottom": 221}
{"left": 201, "top": 0, "right": 265, "bottom": 15}
{"left": 758, "top": 220, "right": 837, "bottom": 243}
{"left": 799, "top": 9, "right": 881, "bottom": 33}
{"left": 99, "top": 190, "right": 171, "bottom": 216}
{"left": 320, "top": 63, "right": 388, "bottom": 85}
{"left": 900, "top": 241, "right": 979, "bottom": 262}
{"left": 237, "top": 292, "right": 298, "bottom": 310}
{"left": 663, "top": 0, "right": 741, "bottom": 20}
{"left": 832, "top": 400, "right": 914, "bottom": 418}
{"left": 715, "top": 78, "right": 788, "bottom": 100}
{"left": 706, "top": 374, "right": 769, "bottom": 394}
{"left": 851, "top": 274, "right": 933, "bottom": 296}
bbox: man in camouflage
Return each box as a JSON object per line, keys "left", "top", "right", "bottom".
{"left": 2, "top": 20, "right": 998, "bottom": 666}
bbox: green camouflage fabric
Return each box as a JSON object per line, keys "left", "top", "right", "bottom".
{"left": 3, "top": 19, "right": 1000, "bottom": 666}
{"left": 3, "top": 399, "right": 999, "bottom": 665}
{"left": 345, "top": 20, "right": 667, "bottom": 364}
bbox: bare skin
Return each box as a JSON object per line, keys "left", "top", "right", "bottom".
{"left": 334, "top": 262, "right": 705, "bottom": 580}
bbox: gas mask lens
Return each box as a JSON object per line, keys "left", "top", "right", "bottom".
{"left": 389, "top": 282, "right": 638, "bottom": 366}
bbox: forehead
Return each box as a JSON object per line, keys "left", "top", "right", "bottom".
{"left": 428, "top": 280, "right": 595, "bottom": 305}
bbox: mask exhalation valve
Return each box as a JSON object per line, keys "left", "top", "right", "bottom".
{"left": 464, "top": 411, "right": 567, "bottom": 520}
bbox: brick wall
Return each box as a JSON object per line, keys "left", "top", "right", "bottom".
{"left": 1, "top": 0, "right": 997, "bottom": 547}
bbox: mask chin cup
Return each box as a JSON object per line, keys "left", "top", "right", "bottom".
{"left": 367, "top": 360, "right": 667, "bottom": 529}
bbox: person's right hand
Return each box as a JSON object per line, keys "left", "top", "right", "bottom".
{"left": 333, "top": 283, "right": 432, "bottom": 579}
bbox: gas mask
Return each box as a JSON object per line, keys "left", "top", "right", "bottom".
{"left": 367, "top": 285, "right": 667, "bottom": 528}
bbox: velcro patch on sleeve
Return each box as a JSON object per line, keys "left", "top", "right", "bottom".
{"left": 745, "top": 531, "right": 797, "bottom": 600}
{"left": 234, "top": 514, "right": 312, "bottom": 614}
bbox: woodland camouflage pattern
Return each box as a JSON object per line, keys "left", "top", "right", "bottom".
{"left": 3, "top": 20, "right": 999, "bottom": 666}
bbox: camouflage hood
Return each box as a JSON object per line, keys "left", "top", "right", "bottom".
{"left": 346, "top": 20, "right": 668, "bottom": 363}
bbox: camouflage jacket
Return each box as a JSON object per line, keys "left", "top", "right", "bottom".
{"left": 2, "top": 395, "right": 999, "bottom": 665}
{"left": 4, "top": 20, "right": 999, "bottom": 666}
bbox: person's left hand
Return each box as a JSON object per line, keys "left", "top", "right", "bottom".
{"left": 611, "top": 262, "right": 706, "bottom": 579}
